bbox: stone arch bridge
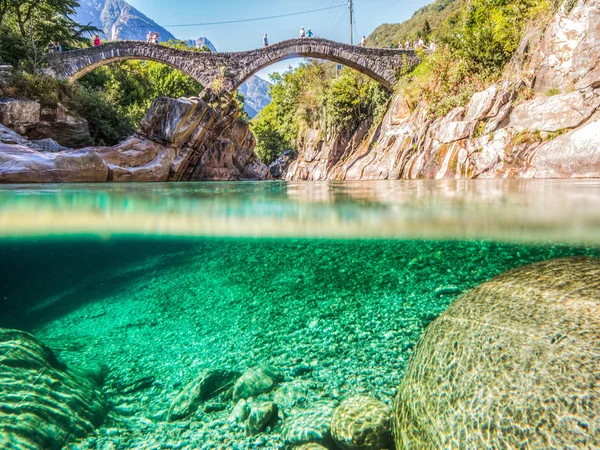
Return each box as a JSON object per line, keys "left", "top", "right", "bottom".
{"left": 47, "top": 38, "right": 420, "bottom": 93}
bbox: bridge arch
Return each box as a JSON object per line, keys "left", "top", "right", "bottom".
{"left": 47, "top": 39, "right": 420, "bottom": 93}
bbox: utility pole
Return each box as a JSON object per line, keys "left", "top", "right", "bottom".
{"left": 349, "top": 0, "right": 354, "bottom": 45}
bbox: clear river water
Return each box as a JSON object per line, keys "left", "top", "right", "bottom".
{"left": 0, "top": 179, "right": 599, "bottom": 449}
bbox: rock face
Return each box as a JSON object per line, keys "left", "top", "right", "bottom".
{"left": 331, "top": 395, "right": 392, "bottom": 450}
{"left": 0, "top": 95, "right": 271, "bottom": 183}
{"left": 0, "top": 98, "right": 40, "bottom": 135}
{"left": 533, "top": 0, "right": 600, "bottom": 92}
{"left": 284, "top": 0, "right": 600, "bottom": 181}
{"left": 238, "top": 76, "right": 272, "bottom": 118}
{"left": 0, "top": 328, "right": 108, "bottom": 449}
{"left": 74, "top": 0, "right": 176, "bottom": 42}
{"left": 27, "top": 104, "right": 92, "bottom": 148}
{"left": 393, "top": 257, "right": 600, "bottom": 449}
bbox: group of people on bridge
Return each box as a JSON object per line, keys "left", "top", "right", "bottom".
{"left": 402, "top": 39, "right": 436, "bottom": 51}
{"left": 263, "top": 26, "right": 314, "bottom": 47}
{"left": 47, "top": 41, "right": 62, "bottom": 53}
{"left": 146, "top": 31, "right": 161, "bottom": 44}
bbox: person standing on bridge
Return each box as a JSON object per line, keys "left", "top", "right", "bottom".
{"left": 93, "top": 35, "right": 101, "bottom": 47}
{"left": 153, "top": 32, "right": 160, "bottom": 44}
{"left": 306, "top": 28, "right": 313, "bottom": 38}
{"left": 361, "top": 36, "right": 366, "bottom": 47}
{"left": 405, "top": 41, "right": 411, "bottom": 50}
{"left": 55, "top": 42, "right": 62, "bottom": 53}
{"left": 146, "top": 31, "right": 153, "bottom": 43}
{"left": 299, "top": 27, "right": 306, "bottom": 38}
{"left": 263, "top": 33, "right": 269, "bottom": 47}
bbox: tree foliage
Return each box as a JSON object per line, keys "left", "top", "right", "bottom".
{"left": 251, "top": 60, "right": 390, "bottom": 164}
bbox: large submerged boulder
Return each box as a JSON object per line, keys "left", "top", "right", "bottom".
{"left": 0, "top": 329, "right": 108, "bottom": 449}
{"left": 393, "top": 257, "right": 600, "bottom": 449}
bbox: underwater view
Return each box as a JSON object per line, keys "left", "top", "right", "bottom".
{"left": 1, "top": 180, "right": 599, "bottom": 449}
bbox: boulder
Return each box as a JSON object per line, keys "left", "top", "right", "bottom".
{"left": 281, "top": 403, "right": 334, "bottom": 446}
{"left": 331, "top": 395, "right": 392, "bottom": 450}
{"left": 246, "top": 400, "right": 277, "bottom": 435}
{"left": 228, "top": 399, "right": 250, "bottom": 424}
{"left": 527, "top": 119, "right": 600, "bottom": 178}
{"left": 28, "top": 104, "right": 92, "bottom": 148}
{"left": 393, "top": 257, "right": 600, "bottom": 449}
{"left": 233, "top": 366, "right": 283, "bottom": 400}
{"left": 139, "top": 96, "right": 208, "bottom": 145}
{"left": 296, "top": 445, "right": 328, "bottom": 450}
{"left": 168, "top": 369, "right": 239, "bottom": 421}
{"left": 0, "top": 98, "right": 40, "bottom": 135}
{"left": 0, "top": 329, "right": 108, "bottom": 449}
{"left": 509, "top": 88, "right": 600, "bottom": 132}
{"left": 0, "top": 143, "right": 109, "bottom": 183}
{"left": 31, "top": 138, "right": 70, "bottom": 152}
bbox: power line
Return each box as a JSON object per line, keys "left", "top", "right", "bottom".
{"left": 164, "top": 5, "right": 346, "bottom": 28}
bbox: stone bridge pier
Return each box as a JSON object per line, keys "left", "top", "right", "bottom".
{"left": 47, "top": 38, "right": 420, "bottom": 93}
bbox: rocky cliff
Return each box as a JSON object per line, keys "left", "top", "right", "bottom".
{"left": 0, "top": 95, "right": 270, "bottom": 183}
{"left": 285, "top": 0, "right": 600, "bottom": 180}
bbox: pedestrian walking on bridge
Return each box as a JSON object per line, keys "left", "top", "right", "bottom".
{"left": 307, "top": 28, "right": 313, "bottom": 38}
{"left": 361, "top": 36, "right": 366, "bottom": 47}
{"left": 299, "top": 27, "right": 306, "bottom": 38}
{"left": 263, "top": 33, "right": 269, "bottom": 47}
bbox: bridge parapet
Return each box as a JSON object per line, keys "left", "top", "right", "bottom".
{"left": 47, "top": 39, "right": 421, "bottom": 93}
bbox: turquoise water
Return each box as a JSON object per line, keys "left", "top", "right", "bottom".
{"left": 1, "top": 180, "right": 600, "bottom": 449}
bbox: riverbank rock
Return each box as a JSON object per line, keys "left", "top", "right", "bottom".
{"left": 246, "top": 400, "right": 277, "bottom": 435}
{"left": 393, "top": 257, "right": 600, "bottom": 449}
{"left": 0, "top": 328, "right": 108, "bottom": 449}
{"left": 0, "top": 95, "right": 271, "bottom": 183}
{"left": 27, "top": 104, "right": 92, "bottom": 148}
{"left": 233, "top": 366, "right": 283, "bottom": 400}
{"left": 331, "top": 395, "right": 392, "bottom": 450}
{"left": 168, "top": 369, "right": 239, "bottom": 421}
{"left": 0, "top": 98, "right": 40, "bottom": 135}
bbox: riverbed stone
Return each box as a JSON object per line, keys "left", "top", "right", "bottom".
{"left": 228, "top": 399, "right": 250, "bottom": 424}
{"left": 281, "top": 403, "right": 334, "bottom": 446}
{"left": 246, "top": 400, "right": 277, "bottom": 435}
{"left": 393, "top": 257, "right": 600, "bottom": 449}
{"left": 331, "top": 395, "right": 392, "bottom": 450}
{"left": 233, "top": 366, "right": 283, "bottom": 400}
{"left": 168, "top": 369, "right": 239, "bottom": 421}
{"left": 0, "top": 328, "right": 108, "bottom": 449}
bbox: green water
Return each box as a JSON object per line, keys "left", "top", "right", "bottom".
{"left": 1, "top": 181, "right": 600, "bottom": 449}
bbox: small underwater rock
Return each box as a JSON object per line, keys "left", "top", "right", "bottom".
{"left": 296, "top": 445, "right": 329, "bottom": 450}
{"left": 273, "top": 379, "right": 313, "bottom": 412}
{"left": 246, "top": 400, "right": 277, "bottom": 435}
{"left": 233, "top": 365, "right": 283, "bottom": 400}
{"left": 168, "top": 369, "right": 239, "bottom": 421}
{"left": 281, "top": 402, "right": 334, "bottom": 446}
{"left": 228, "top": 399, "right": 250, "bottom": 424}
{"left": 0, "top": 328, "right": 109, "bottom": 449}
{"left": 331, "top": 395, "right": 392, "bottom": 450}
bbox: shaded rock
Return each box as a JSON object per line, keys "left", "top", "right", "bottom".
{"left": 331, "top": 395, "right": 392, "bottom": 450}
{"left": 28, "top": 104, "right": 92, "bottom": 148}
{"left": 281, "top": 403, "right": 334, "bottom": 446}
{"left": 168, "top": 369, "right": 239, "bottom": 421}
{"left": 393, "top": 257, "right": 600, "bottom": 449}
{"left": 527, "top": 119, "right": 600, "bottom": 178}
{"left": 233, "top": 366, "right": 283, "bottom": 400}
{"left": 0, "top": 143, "right": 109, "bottom": 183}
{"left": 31, "top": 138, "right": 70, "bottom": 152}
{"left": 228, "top": 399, "right": 250, "bottom": 424}
{"left": 246, "top": 401, "right": 277, "bottom": 435}
{"left": 0, "top": 328, "right": 108, "bottom": 449}
{"left": 296, "top": 445, "right": 329, "bottom": 450}
{"left": 0, "top": 98, "right": 40, "bottom": 135}
{"left": 268, "top": 149, "right": 295, "bottom": 178}
{"left": 509, "top": 88, "right": 600, "bottom": 132}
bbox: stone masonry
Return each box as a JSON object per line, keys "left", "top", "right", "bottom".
{"left": 47, "top": 39, "right": 420, "bottom": 92}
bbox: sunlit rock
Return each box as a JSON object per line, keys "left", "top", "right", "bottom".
{"left": 393, "top": 257, "right": 600, "bottom": 449}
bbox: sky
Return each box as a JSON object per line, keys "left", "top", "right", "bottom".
{"left": 127, "top": 0, "right": 432, "bottom": 81}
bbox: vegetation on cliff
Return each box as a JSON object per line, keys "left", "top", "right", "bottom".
{"left": 387, "top": 0, "right": 562, "bottom": 117}
{"left": 251, "top": 61, "right": 389, "bottom": 164}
